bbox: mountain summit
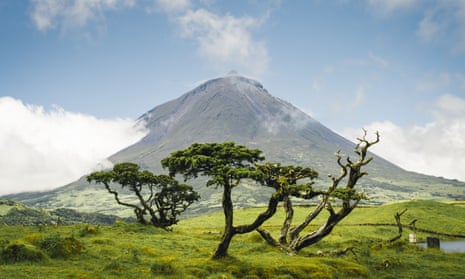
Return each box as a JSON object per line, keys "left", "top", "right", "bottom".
{"left": 113, "top": 74, "right": 349, "bottom": 169}
{"left": 6, "top": 74, "right": 465, "bottom": 216}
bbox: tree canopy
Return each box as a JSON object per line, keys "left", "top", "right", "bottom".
{"left": 87, "top": 162, "right": 199, "bottom": 228}
{"left": 162, "top": 132, "right": 378, "bottom": 258}
{"left": 162, "top": 142, "right": 273, "bottom": 258}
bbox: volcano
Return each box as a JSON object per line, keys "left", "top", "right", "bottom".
{"left": 5, "top": 73, "right": 465, "bottom": 216}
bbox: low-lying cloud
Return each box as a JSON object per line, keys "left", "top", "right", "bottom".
{"left": 342, "top": 94, "right": 465, "bottom": 182}
{"left": 0, "top": 97, "right": 148, "bottom": 196}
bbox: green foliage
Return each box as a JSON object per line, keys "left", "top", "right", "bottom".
{"left": 88, "top": 162, "right": 199, "bottom": 228}
{"left": 162, "top": 142, "right": 272, "bottom": 258}
{"left": 0, "top": 200, "right": 464, "bottom": 278}
{"left": 36, "top": 234, "right": 83, "bottom": 259}
{"left": 0, "top": 242, "right": 47, "bottom": 263}
{"left": 161, "top": 142, "right": 265, "bottom": 187}
{"left": 79, "top": 224, "right": 100, "bottom": 237}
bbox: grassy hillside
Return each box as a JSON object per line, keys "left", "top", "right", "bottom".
{"left": 1, "top": 200, "right": 464, "bottom": 278}
{"left": 0, "top": 199, "right": 133, "bottom": 225}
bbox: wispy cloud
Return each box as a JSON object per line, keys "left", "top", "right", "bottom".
{"left": 30, "top": 0, "right": 271, "bottom": 76}
{"left": 367, "top": 0, "right": 419, "bottom": 15}
{"left": 176, "top": 8, "right": 269, "bottom": 77}
{"left": 30, "top": 0, "right": 136, "bottom": 31}
{"left": 417, "top": 1, "right": 465, "bottom": 53}
{"left": 150, "top": 0, "right": 191, "bottom": 14}
{"left": 342, "top": 94, "right": 465, "bottom": 182}
{"left": 368, "top": 51, "right": 389, "bottom": 68}
{"left": 366, "top": 0, "right": 465, "bottom": 54}
{"left": 0, "top": 97, "right": 148, "bottom": 196}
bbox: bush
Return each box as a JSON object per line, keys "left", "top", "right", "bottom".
{"left": 37, "top": 235, "right": 83, "bottom": 258}
{"left": 79, "top": 224, "right": 100, "bottom": 237}
{"left": 0, "top": 242, "right": 47, "bottom": 263}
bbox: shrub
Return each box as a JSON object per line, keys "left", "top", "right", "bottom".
{"left": 79, "top": 224, "right": 100, "bottom": 237}
{"left": 0, "top": 242, "right": 47, "bottom": 263}
{"left": 37, "top": 235, "right": 83, "bottom": 258}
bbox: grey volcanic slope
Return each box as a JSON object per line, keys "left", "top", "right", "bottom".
{"left": 5, "top": 74, "right": 465, "bottom": 216}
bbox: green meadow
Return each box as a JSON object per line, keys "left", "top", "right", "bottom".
{"left": 1, "top": 200, "right": 464, "bottom": 278}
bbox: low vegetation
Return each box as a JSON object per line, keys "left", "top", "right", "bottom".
{"left": 1, "top": 200, "right": 464, "bottom": 278}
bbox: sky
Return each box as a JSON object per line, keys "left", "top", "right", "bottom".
{"left": 1, "top": 0, "right": 465, "bottom": 195}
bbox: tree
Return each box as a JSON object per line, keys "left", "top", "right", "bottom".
{"left": 162, "top": 142, "right": 284, "bottom": 259}
{"left": 257, "top": 130, "right": 380, "bottom": 253}
{"left": 87, "top": 162, "right": 199, "bottom": 228}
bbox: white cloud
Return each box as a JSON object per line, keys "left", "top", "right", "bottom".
{"left": 417, "top": 10, "right": 443, "bottom": 42}
{"left": 342, "top": 94, "right": 465, "bottom": 182}
{"left": 368, "top": 51, "right": 389, "bottom": 67}
{"left": 30, "top": 0, "right": 136, "bottom": 31}
{"left": 367, "top": 0, "right": 419, "bottom": 14}
{"left": 415, "top": 72, "right": 452, "bottom": 93}
{"left": 151, "top": 0, "right": 191, "bottom": 14}
{"left": 176, "top": 8, "right": 270, "bottom": 77}
{"left": 0, "top": 97, "right": 148, "bottom": 196}
{"left": 29, "top": 0, "right": 271, "bottom": 75}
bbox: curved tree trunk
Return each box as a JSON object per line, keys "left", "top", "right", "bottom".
{"left": 213, "top": 184, "right": 283, "bottom": 259}
{"left": 103, "top": 182, "right": 146, "bottom": 224}
{"left": 257, "top": 131, "right": 379, "bottom": 254}
{"left": 290, "top": 201, "right": 358, "bottom": 251}
{"left": 279, "top": 196, "right": 294, "bottom": 245}
{"left": 213, "top": 183, "right": 234, "bottom": 259}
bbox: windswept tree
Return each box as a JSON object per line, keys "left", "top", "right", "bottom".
{"left": 87, "top": 162, "right": 199, "bottom": 228}
{"left": 162, "top": 142, "right": 287, "bottom": 259}
{"left": 257, "top": 131, "right": 380, "bottom": 253}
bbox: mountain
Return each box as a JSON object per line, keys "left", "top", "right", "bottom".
{"left": 4, "top": 73, "right": 465, "bottom": 216}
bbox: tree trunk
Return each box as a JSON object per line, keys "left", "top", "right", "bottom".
{"left": 213, "top": 229, "right": 234, "bottom": 259}
{"left": 213, "top": 183, "right": 234, "bottom": 259}
{"left": 279, "top": 196, "right": 293, "bottom": 245}
{"left": 214, "top": 185, "right": 282, "bottom": 258}
{"left": 291, "top": 204, "right": 356, "bottom": 251}
{"left": 289, "top": 197, "right": 327, "bottom": 241}
{"left": 291, "top": 219, "right": 337, "bottom": 251}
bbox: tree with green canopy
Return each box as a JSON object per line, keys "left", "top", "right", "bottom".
{"left": 87, "top": 162, "right": 199, "bottom": 228}
{"left": 162, "top": 142, "right": 287, "bottom": 259}
{"left": 257, "top": 130, "right": 380, "bottom": 253}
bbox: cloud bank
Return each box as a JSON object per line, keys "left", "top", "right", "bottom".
{"left": 342, "top": 94, "right": 465, "bottom": 182}
{"left": 0, "top": 97, "right": 147, "bottom": 196}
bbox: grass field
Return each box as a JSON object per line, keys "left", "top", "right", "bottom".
{"left": 1, "top": 200, "right": 464, "bottom": 278}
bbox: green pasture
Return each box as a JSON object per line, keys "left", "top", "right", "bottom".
{"left": 1, "top": 200, "right": 464, "bottom": 278}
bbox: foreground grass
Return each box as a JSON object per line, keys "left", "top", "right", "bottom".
{"left": 1, "top": 200, "right": 464, "bottom": 278}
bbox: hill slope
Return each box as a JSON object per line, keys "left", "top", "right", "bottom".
{"left": 0, "top": 199, "right": 131, "bottom": 225}
{"left": 4, "top": 73, "right": 465, "bottom": 216}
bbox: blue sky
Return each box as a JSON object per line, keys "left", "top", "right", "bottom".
{"left": 1, "top": 0, "right": 465, "bottom": 195}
